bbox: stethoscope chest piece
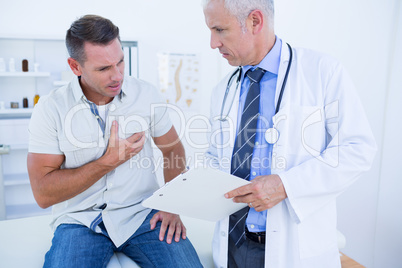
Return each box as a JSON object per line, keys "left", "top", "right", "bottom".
{"left": 265, "top": 127, "right": 279, "bottom": 144}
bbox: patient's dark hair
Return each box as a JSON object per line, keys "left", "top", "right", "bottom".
{"left": 66, "top": 14, "right": 120, "bottom": 63}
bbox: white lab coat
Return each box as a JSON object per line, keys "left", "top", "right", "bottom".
{"left": 205, "top": 41, "right": 377, "bottom": 268}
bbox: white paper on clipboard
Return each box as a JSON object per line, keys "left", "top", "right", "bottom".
{"left": 142, "top": 167, "right": 250, "bottom": 222}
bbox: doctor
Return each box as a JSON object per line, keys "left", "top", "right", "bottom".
{"left": 203, "top": 0, "right": 377, "bottom": 267}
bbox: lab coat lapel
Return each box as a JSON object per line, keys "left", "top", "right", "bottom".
{"left": 228, "top": 81, "right": 240, "bottom": 147}
{"left": 271, "top": 42, "right": 293, "bottom": 171}
{"left": 220, "top": 75, "right": 240, "bottom": 173}
{"left": 274, "top": 42, "right": 292, "bottom": 111}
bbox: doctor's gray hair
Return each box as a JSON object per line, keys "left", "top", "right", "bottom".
{"left": 202, "top": 0, "right": 275, "bottom": 30}
{"left": 66, "top": 14, "right": 121, "bottom": 64}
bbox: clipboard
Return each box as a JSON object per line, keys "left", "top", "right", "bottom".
{"left": 142, "top": 167, "right": 250, "bottom": 222}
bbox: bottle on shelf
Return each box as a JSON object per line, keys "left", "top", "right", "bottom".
{"left": 8, "top": 58, "right": 15, "bottom": 72}
{"left": 33, "top": 94, "right": 40, "bottom": 106}
{"left": 22, "top": 59, "right": 28, "bottom": 72}
{"left": 0, "top": 58, "right": 5, "bottom": 72}
{"left": 34, "top": 63, "right": 40, "bottom": 72}
{"left": 23, "top": 97, "right": 28, "bottom": 108}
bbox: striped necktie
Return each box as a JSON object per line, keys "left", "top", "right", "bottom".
{"left": 229, "top": 67, "right": 265, "bottom": 248}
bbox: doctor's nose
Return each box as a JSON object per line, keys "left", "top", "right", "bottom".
{"left": 210, "top": 34, "right": 222, "bottom": 49}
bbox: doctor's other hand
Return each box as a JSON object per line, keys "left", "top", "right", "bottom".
{"left": 225, "top": 174, "right": 287, "bottom": 212}
{"left": 150, "top": 211, "right": 187, "bottom": 244}
{"left": 102, "top": 121, "right": 145, "bottom": 168}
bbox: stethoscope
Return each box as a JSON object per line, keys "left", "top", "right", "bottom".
{"left": 219, "top": 43, "right": 293, "bottom": 145}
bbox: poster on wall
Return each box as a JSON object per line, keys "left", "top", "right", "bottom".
{"left": 157, "top": 53, "right": 200, "bottom": 111}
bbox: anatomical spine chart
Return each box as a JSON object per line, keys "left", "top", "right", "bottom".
{"left": 157, "top": 53, "right": 200, "bottom": 110}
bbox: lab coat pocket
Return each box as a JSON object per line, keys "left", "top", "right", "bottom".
{"left": 297, "top": 203, "right": 337, "bottom": 259}
{"left": 275, "top": 105, "right": 326, "bottom": 163}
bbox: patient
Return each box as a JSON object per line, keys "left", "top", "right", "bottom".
{"left": 27, "top": 14, "right": 202, "bottom": 267}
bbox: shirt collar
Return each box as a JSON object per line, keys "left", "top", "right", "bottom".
{"left": 71, "top": 76, "right": 126, "bottom": 104}
{"left": 241, "top": 36, "right": 282, "bottom": 80}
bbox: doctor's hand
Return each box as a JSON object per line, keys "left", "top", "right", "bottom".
{"left": 150, "top": 211, "right": 187, "bottom": 244}
{"left": 225, "top": 174, "right": 287, "bottom": 212}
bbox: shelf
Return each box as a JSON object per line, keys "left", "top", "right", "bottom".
{"left": 0, "top": 108, "right": 33, "bottom": 114}
{"left": 4, "top": 173, "right": 30, "bottom": 186}
{"left": 0, "top": 108, "right": 33, "bottom": 119}
{"left": 6, "top": 203, "right": 51, "bottom": 220}
{"left": 0, "top": 72, "right": 50, "bottom": 77}
{"left": 0, "top": 35, "right": 64, "bottom": 41}
{"left": 0, "top": 145, "right": 10, "bottom": 155}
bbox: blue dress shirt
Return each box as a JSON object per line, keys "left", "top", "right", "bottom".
{"left": 237, "top": 37, "right": 282, "bottom": 232}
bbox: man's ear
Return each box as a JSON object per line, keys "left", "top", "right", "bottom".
{"left": 249, "top": 10, "right": 264, "bottom": 34}
{"left": 67, "top": 57, "right": 82, "bottom": 76}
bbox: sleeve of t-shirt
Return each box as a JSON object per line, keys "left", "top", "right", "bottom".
{"left": 148, "top": 86, "right": 173, "bottom": 138}
{"left": 28, "top": 96, "right": 63, "bottom": 155}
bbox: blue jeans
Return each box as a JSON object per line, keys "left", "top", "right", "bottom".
{"left": 44, "top": 210, "right": 202, "bottom": 268}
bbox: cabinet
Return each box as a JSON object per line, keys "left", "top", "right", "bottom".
{"left": 0, "top": 119, "right": 51, "bottom": 220}
{"left": 0, "top": 37, "right": 69, "bottom": 220}
{"left": 0, "top": 37, "right": 139, "bottom": 220}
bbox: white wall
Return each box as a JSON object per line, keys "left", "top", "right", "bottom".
{"left": 0, "top": 0, "right": 217, "bottom": 116}
{"left": 374, "top": 1, "right": 402, "bottom": 267}
{"left": 273, "top": 1, "right": 398, "bottom": 267}
{"left": 0, "top": 0, "right": 400, "bottom": 267}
